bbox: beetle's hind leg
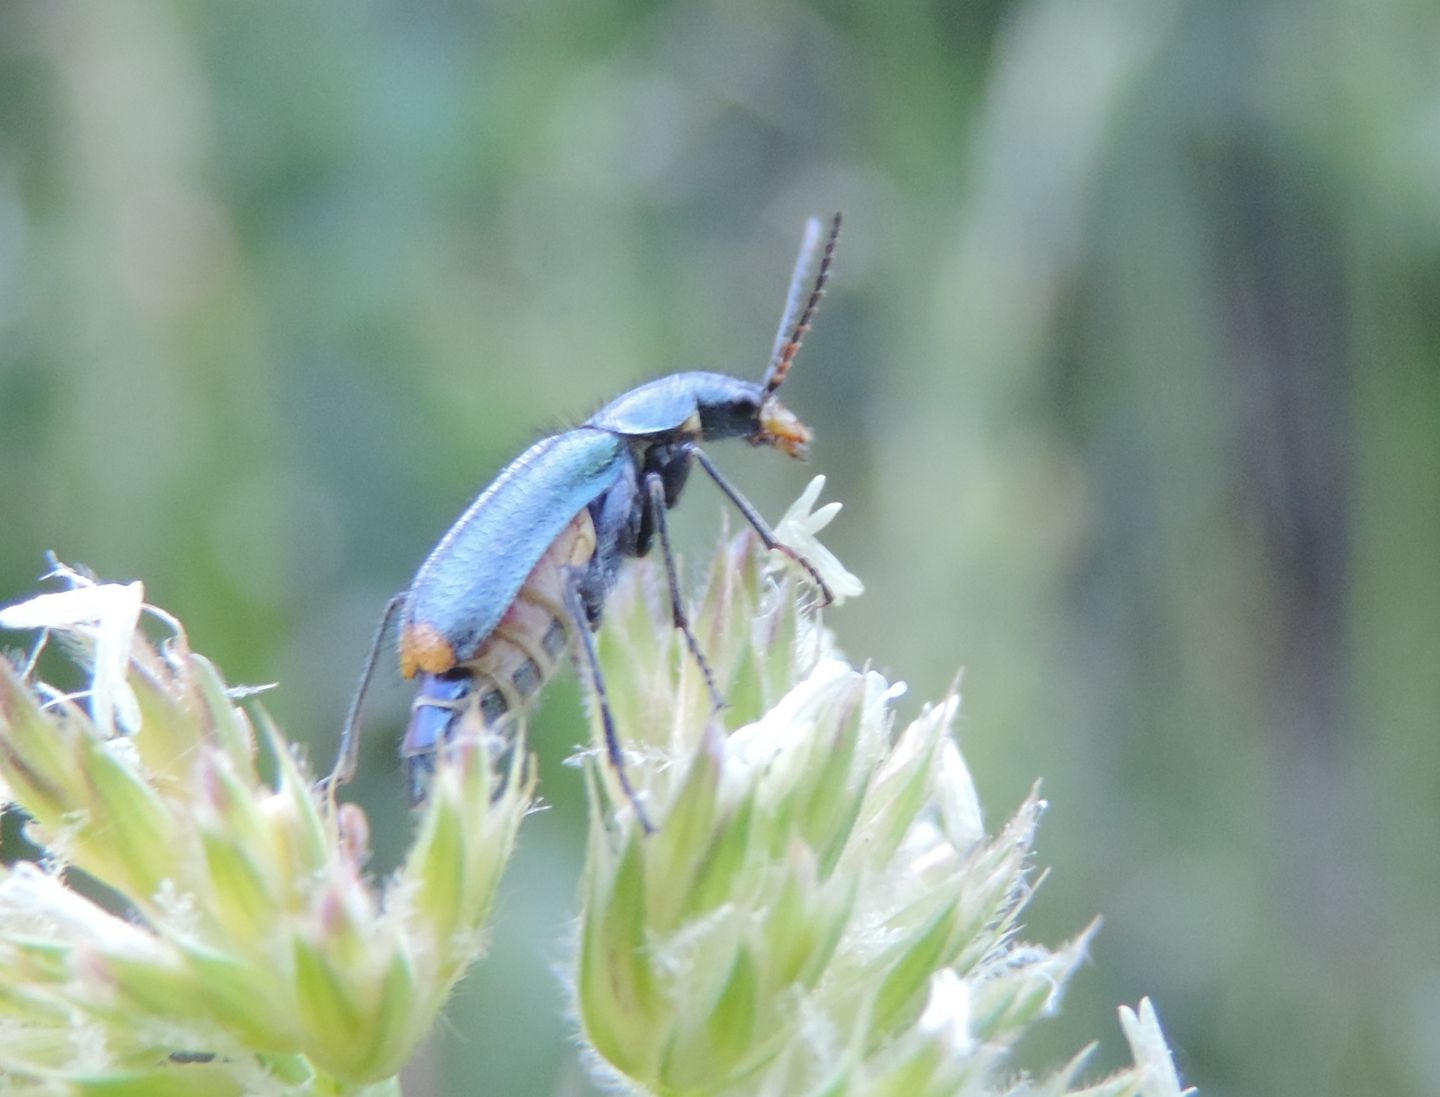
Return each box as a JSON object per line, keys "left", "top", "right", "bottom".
{"left": 644, "top": 471, "right": 725, "bottom": 712}
{"left": 562, "top": 568, "right": 656, "bottom": 834}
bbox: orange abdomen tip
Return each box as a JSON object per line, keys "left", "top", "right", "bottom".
{"left": 400, "top": 621, "right": 457, "bottom": 678}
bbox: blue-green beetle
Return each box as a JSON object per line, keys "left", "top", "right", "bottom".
{"left": 330, "top": 214, "right": 841, "bottom": 831}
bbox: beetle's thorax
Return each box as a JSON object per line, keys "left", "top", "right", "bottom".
{"left": 587, "top": 371, "right": 810, "bottom": 457}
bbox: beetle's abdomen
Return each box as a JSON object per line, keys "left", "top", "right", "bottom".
{"left": 401, "top": 509, "right": 596, "bottom": 763}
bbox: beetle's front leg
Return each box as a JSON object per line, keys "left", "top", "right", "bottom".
{"left": 644, "top": 471, "right": 725, "bottom": 712}
{"left": 562, "top": 567, "right": 656, "bottom": 835}
{"left": 683, "top": 443, "right": 835, "bottom": 606}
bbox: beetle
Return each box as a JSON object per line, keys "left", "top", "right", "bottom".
{"left": 328, "top": 213, "right": 842, "bottom": 831}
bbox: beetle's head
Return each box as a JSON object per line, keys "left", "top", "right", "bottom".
{"left": 690, "top": 379, "right": 811, "bottom": 459}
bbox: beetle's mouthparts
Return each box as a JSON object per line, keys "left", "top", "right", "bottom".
{"left": 756, "top": 398, "right": 812, "bottom": 458}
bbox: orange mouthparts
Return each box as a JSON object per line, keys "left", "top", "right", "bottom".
{"left": 756, "top": 399, "right": 812, "bottom": 459}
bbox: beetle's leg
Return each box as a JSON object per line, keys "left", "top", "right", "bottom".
{"left": 562, "top": 569, "right": 656, "bottom": 835}
{"left": 325, "top": 593, "right": 405, "bottom": 802}
{"left": 684, "top": 443, "right": 835, "bottom": 606}
{"left": 644, "top": 470, "right": 725, "bottom": 712}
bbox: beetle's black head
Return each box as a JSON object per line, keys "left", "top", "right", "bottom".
{"left": 691, "top": 375, "right": 812, "bottom": 459}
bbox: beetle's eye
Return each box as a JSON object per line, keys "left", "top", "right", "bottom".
{"left": 698, "top": 396, "right": 763, "bottom": 441}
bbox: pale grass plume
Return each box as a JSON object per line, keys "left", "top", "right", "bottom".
{"left": 0, "top": 479, "right": 1187, "bottom": 1095}
{"left": 575, "top": 477, "right": 1189, "bottom": 1097}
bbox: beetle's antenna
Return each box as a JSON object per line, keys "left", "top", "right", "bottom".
{"left": 767, "top": 217, "right": 822, "bottom": 367}
{"left": 762, "top": 211, "right": 842, "bottom": 396}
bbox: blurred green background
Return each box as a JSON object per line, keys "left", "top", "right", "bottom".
{"left": 3, "top": 0, "right": 1438, "bottom": 1094}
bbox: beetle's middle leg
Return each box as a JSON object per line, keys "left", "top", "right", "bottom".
{"left": 562, "top": 568, "right": 656, "bottom": 834}
{"left": 644, "top": 471, "right": 725, "bottom": 712}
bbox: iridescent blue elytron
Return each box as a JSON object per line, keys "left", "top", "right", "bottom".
{"left": 330, "top": 214, "right": 842, "bottom": 831}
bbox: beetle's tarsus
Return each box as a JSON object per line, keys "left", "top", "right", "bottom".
{"left": 770, "top": 543, "right": 835, "bottom": 608}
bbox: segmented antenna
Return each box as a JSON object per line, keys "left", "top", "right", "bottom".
{"left": 768, "top": 217, "right": 822, "bottom": 367}
{"left": 762, "top": 211, "right": 842, "bottom": 395}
